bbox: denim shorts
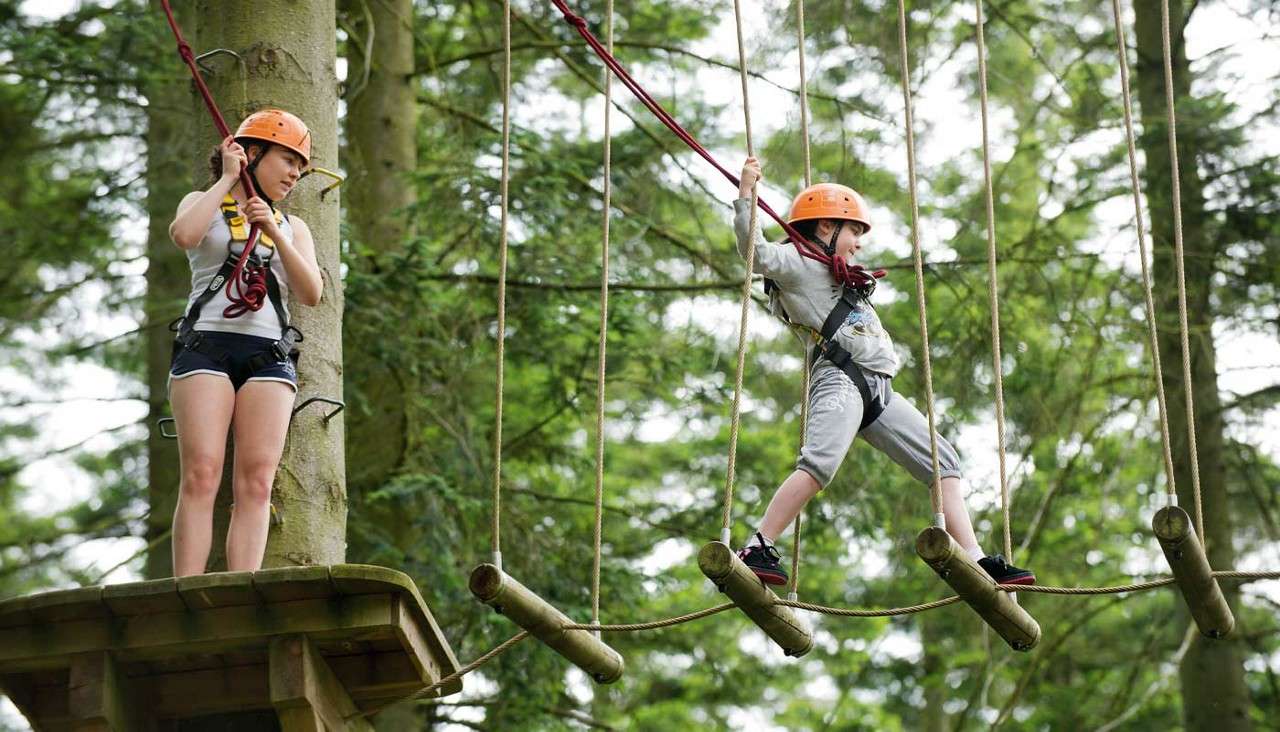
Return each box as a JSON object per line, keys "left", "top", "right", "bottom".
{"left": 169, "top": 330, "right": 298, "bottom": 392}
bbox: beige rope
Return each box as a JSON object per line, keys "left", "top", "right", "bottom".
{"left": 490, "top": 0, "right": 513, "bottom": 566}
{"left": 1108, "top": 0, "right": 1177, "bottom": 500}
{"left": 894, "top": 0, "right": 945, "bottom": 520}
{"left": 788, "top": 0, "right": 813, "bottom": 601}
{"left": 780, "top": 595, "right": 963, "bottom": 617}
{"left": 972, "top": 0, "right": 1014, "bottom": 562}
{"left": 1159, "top": 0, "right": 1203, "bottom": 539}
{"left": 721, "top": 0, "right": 761, "bottom": 540}
{"left": 590, "top": 0, "right": 614, "bottom": 637}
{"left": 796, "top": 0, "right": 812, "bottom": 189}
{"left": 998, "top": 570, "right": 1280, "bottom": 596}
{"left": 564, "top": 603, "right": 738, "bottom": 631}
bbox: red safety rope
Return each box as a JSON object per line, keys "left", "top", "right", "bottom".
{"left": 549, "top": 0, "right": 885, "bottom": 291}
{"left": 159, "top": 0, "right": 271, "bottom": 318}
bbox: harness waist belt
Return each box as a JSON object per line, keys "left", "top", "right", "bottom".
{"left": 813, "top": 286, "right": 889, "bottom": 430}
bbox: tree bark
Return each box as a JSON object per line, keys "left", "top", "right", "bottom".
{"left": 143, "top": 0, "right": 195, "bottom": 580}
{"left": 1130, "top": 0, "right": 1251, "bottom": 727}
{"left": 196, "top": 0, "right": 347, "bottom": 569}
{"left": 341, "top": 0, "right": 416, "bottom": 497}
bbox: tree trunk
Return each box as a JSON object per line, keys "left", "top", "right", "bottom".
{"left": 1130, "top": 0, "right": 1251, "bottom": 728}
{"left": 196, "top": 0, "right": 347, "bottom": 569}
{"left": 920, "top": 615, "right": 949, "bottom": 732}
{"left": 143, "top": 0, "right": 196, "bottom": 580}
{"left": 341, "top": 0, "right": 415, "bottom": 497}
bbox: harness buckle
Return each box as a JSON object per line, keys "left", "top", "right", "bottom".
{"left": 272, "top": 326, "right": 304, "bottom": 362}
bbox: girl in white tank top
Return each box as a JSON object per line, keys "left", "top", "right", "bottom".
{"left": 165, "top": 109, "right": 323, "bottom": 578}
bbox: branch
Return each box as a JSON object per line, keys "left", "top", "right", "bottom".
{"left": 16, "top": 419, "right": 144, "bottom": 464}
{"left": 511, "top": 488, "right": 691, "bottom": 538}
{"left": 429, "top": 40, "right": 884, "bottom": 123}
{"left": 1, "top": 395, "right": 146, "bottom": 410}
{"left": 423, "top": 272, "right": 743, "bottom": 293}
{"left": 1095, "top": 625, "right": 1196, "bottom": 732}
{"left": 1218, "top": 384, "right": 1280, "bottom": 414}
{"left": 57, "top": 322, "right": 165, "bottom": 358}
{"left": 418, "top": 94, "right": 736, "bottom": 280}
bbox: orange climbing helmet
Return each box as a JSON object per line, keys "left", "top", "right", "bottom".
{"left": 235, "top": 109, "right": 312, "bottom": 165}
{"left": 787, "top": 183, "right": 871, "bottom": 233}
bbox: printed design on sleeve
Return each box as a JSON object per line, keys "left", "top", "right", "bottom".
{"left": 838, "top": 302, "right": 886, "bottom": 339}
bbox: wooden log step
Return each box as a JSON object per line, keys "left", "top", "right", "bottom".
{"left": 915, "top": 527, "right": 1040, "bottom": 651}
{"left": 697, "top": 542, "right": 812, "bottom": 657}
{"left": 469, "top": 564, "right": 624, "bottom": 683}
{"left": 1153, "top": 505, "right": 1234, "bottom": 639}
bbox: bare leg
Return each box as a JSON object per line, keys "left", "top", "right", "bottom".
{"left": 756, "top": 469, "right": 823, "bottom": 542}
{"left": 170, "top": 374, "right": 236, "bottom": 577}
{"left": 226, "top": 380, "right": 294, "bottom": 571}
{"left": 940, "top": 476, "right": 981, "bottom": 553}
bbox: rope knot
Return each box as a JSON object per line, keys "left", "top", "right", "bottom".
{"left": 551, "top": 1, "right": 588, "bottom": 29}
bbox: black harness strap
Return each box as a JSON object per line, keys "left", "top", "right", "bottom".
{"left": 170, "top": 199, "right": 302, "bottom": 367}
{"left": 812, "top": 286, "right": 888, "bottom": 430}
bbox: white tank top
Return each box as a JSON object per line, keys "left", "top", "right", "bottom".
{"left": 183, "top": 204, "right": 293, "bottom": 340}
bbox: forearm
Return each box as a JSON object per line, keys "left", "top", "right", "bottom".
{"left": 733, "top": 199, "right": 766, "bottom": 257}
{"left": 170, "top": 177, "right": 236, "bottom": 248}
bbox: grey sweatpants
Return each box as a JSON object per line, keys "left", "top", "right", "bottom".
{"left": 797, "top": 363, "right": 962, "bottom": 487}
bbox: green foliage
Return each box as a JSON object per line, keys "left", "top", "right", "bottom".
{"left": 1, "top": 0, "right": 1277, "bottom": 728}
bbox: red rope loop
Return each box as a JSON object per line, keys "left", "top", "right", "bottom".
{"left": 222, "top": 254, "right": 271, "bottom": 318}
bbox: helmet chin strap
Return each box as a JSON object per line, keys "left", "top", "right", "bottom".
{"left": 823, "top": 220, "right": 846, "bottom": 258}
{"left": 242, "top": 141, "right": 277, "bottom": 209}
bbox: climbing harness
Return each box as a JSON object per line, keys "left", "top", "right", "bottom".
{"left": 810, "top": 288, "right": 890, "bottom": 431}
{"left": 168, "top": 195, "right": 303, "bottom": 372}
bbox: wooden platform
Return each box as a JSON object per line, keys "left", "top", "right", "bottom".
{"left": 0, "top": 565, "right": 461, "bottom": 730}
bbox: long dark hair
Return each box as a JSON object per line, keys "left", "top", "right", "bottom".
{"left": 206, "top": 140, "right": 267, "bottom": 185}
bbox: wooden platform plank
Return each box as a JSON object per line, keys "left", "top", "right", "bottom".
{"left": 26, "top": 587, "right": 108, "bottom": 624}
{"left": 176, "top": 571, "right": 259, "bottom": 610}
{"left": 102, "top": 577, "right": 185, "bottom": 616}
{"left": 253, "top": 566, "right": 333, "bottom": 603}
{"left": 0, "top": 594, "right": 400, "bottom": 669}
{"left": 0, "top": 594, "right": 36, "bottom": 630}
{"left": 332, "top": 565, "right": 461, "bottom": 690}
{"left": 0, "top": 565, "right": 462, "bottom": 727}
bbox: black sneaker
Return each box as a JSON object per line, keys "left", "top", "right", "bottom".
{"left": 978, "top": 554, "right": 1036, "bottom": 586}
{"left": 737, "top": 538, "right": 789, "bottom": 586}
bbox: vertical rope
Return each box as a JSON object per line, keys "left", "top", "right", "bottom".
{"left": 788, "top": 0, "right": 813, "bottom": 601}
{"left": 796, "top": 1, "right": 812, "bottom": 190}
{"left": 789, "top": 350, "right": 812, "bottom": 598}
{"left": 1109, "top": 0, "right": 1177, "bottom": 501}
{"left": 1159, "top": 0, "right": 1203, "bottom": 538}
{"left": 972, "top": 0, "right": 1012, "bottom": 560}
{"left": 895, "top": 0, "right": 945, "bottom": 522}
{"left": 490, "top": 0, "right": 513, "bottom": 568}
{"left": 591, "top": 0, "right": 614, "bottom": 636}
{"left": 720, "top": 0, "right": 761, "bottom": 543}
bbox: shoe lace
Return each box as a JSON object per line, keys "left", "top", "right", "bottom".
{"left": 759, "top": 544, "right": 782, "bottom": 563}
